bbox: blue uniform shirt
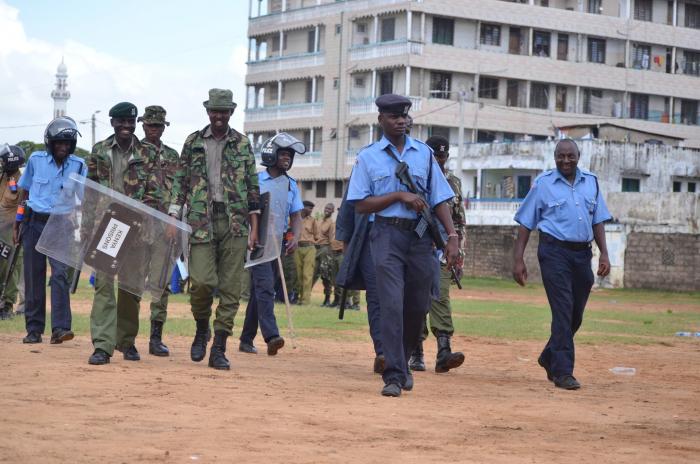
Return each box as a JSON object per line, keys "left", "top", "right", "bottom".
{"left": 514, "top": 168, "right": 612, "bottom": 243}
{"left": 18, "top": 151, "right": 87, "bottom": 214}
{"left": 346, "top": 135, "right": 455, "bottom": 219}
{"left": 258, "top": 169, "right": 303, "bottom": 229}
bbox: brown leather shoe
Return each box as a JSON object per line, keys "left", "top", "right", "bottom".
{"left": 266, "top": 336, "right": 285, "bottom": 356}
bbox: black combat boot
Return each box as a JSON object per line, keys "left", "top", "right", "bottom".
{"left": 408, "top": 341, "right": 426, "bottom": 371}
{"left": 321, "top": 295, "right": 331, "bottom": 307}
{"left": 329, "top": 295, "right": 339, "bottom": 308}
{"left": 149, "top": 320, "right": 170, "bottom": 357}
{"left": 190, "top": 319, "right": 210, "bottom": 362}
{"left": 208, "top": 330, "right": 231, "bottom": 370}
{"left": 435, "top": 332, "right": 465, "bottom": 373}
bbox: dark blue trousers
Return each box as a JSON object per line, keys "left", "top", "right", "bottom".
{"left": 358, "top": 236, "right": 382, "bottom": 356}
{"left": 240, "top": 259, "right": 280, "bottom": 344}
{"left": 370, "top": 221, "right": 433, "bottom": 386}
{"left": 22, "top": 217, "right": 71, "bottom": 334}
{"left": 538, "top": 240, "right": 594, "bottom": 377}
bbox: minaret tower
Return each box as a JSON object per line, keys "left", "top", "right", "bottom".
{"left": 51, "top": 58, "right": 70, "bottom": 119}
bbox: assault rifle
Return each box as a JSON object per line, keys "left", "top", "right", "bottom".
{"left": 392, "top": 156, "right": 462, "bottom": 289}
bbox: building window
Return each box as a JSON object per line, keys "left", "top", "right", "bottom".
{"left": 687, "top": 4, "right": 700, "bottom": 29}
{"left": 588, "top": 38, "right": 606, "bottom": 64}
{"left": 302, "top": 180, "right": 313, "bottom": 191}
{"left": 333, "top": 78, "right": 339, "bottom": 89}
{"left": 429, "top": 126, "right": 451, "bottom": 139}
{"left": 630, "top": 93, "right": 649, "bottom": 119}
{"left": 530, "top": 83, "right": 549, "bottom": 109}
{"left": 349, "top": 127, "right": 360, "bottom": 138}
{"left": 632, "top": 44, "right": 651, "bottom": 69}
{"left": 533, "top": 30, "right": 551, "bottom": 57}
{"left": 582, "top": 88, "right": 603, "bottom": 114}
{"left": 673, "top": 181, "right": 682, "bottom": 192}
{"left": 307, "top": 30, "right": 316, "bottom": 53}
{"left": 335, "top": 24, "right": 342, "bottom": 35}
{"left": 379, "top": 71, "right": 393, "bottom": 95}
{"left": 588, "top": 0, "right": 602, "bottom": 14}
{"left": 690, "top": 182, "right": 697, "bottom": 193}
{"left": 432, "top": 17, "right": 454, "bottom": 45}
{"left": 271, "top": 36, "right": 280, "bottom": 52}
{"left": 430, "top": 72, "right": 451, "bottom": 99}
{"left": 334, "top": 181, "right": 344, "bottom": 198}
{"left": 356, "top": 22, "right": 367, "bottom": 33}
{"left": 480, "top": 24, "right": 501, "bottom": 46}
{"left": 316, "top": 181, "right": 327, "bottom": 198}
{"left": 555, "top": 86, "right": 567, "bottom": 112}
{"left": 622, "top": 178, "right": 641, "bottom": 192}
{"left": 354, "top": 77, "right": 365, "bottom": 88}
{"left": 683, "top": 51, "right": 700, "bottom": 76}
{"left": 380, "top": 17, "right": 395, "bottom": 42}
{"left": 634, "top": 0, "right": 653, "bottom": 22}
{"left": 680, "top": 99, "right": 699, "bottom": 125}
{"left": 557, "top": 34, "right": 569, "bottom": 60}
{"left": 479, "top": 77, "right": 499, "bottom": 99}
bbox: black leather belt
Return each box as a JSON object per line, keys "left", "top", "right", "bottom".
{"left": 28, "top": 210, "right": 51, "bottom": 222}
{"left": 375, "top": 215, "right": 419, "bottom": 231}
{"left": 212, "top": 202, "right": 227, "bottom": 214}
{"left": 540, "top": 232, "right": 591, "bottom": 251}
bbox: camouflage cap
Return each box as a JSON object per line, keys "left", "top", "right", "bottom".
{"left": 109, "top": 101, "right": 138, "bottom": 119}
{"left": 203, "top": 88, "right": 237, "bottom": 111}
{"left": 138, "top": 105, "right": 170, "bottom": 126}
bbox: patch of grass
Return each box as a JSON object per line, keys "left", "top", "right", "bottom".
{"left": 3, "top": 277, "right": 698, "bottom": 346}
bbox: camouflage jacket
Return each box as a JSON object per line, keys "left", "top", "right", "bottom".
{"left": 445, "top": 170, "right": 466, "bottom": 240}
{"left": 87, "top": 134, "right": 161, "bottom": 209}
{"left": 169, "top": 126, "right": 260, "bottom": 243}
{"left": 140, "top": 139, "right": 179, "bottom": 211}
{"left": 0, "top": 170, "right": 22, "bottom": 226}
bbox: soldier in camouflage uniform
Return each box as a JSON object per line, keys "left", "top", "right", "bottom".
{"left": 139, "top": 105, "right": 179, "bottom": 357}
{"left": 316, "top": 203, "right": 335, "bottom": 306}
{"left": 409, "top": 136, "right": 466, "bottom": 373}
{"left": 86, "top": 102, "right": 162, "bottom": 365}
{"left": 168, "top": 88, "right": 260, "bottom": 371}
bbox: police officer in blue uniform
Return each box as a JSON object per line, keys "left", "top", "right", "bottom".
{"left": 15, "top": 117, "right": 87, "bottom": 344}
{"left": 513, "top": 139, "right": 611, "bottom": 390}
{"left": 238, "top": 133, "right": 304, "bottom": 357}
{"left": 347, "top": 94, "right": 459, "bottom": 397}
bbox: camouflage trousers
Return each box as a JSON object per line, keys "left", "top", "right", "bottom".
{"left": 0, "top": 227, "right": 22, "bottom": 309}
{"left": 331, "top": 251, "right": 359, "bottom": 304}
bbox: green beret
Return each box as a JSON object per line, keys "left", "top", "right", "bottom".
{"left": 109, "top": 102, "right": 138, "bottom": 119}
{"left": 138, "top": 105, "right": 170, "bottom": 126}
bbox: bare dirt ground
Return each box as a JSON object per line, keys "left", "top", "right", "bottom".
{"left": 1, "top": 329, "right": 699, "bottom": 463}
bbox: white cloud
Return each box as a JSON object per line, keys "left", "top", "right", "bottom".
{"left": 0, "top": 1, "right": 247, "bottom": 151}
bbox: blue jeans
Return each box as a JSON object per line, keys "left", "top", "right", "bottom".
{"left": 538, "top": 240, "right": 594, "bottom": 377}
{"left": 240, "top": 260, "right": 280, "bottom": 344}
{"left": 22, "top": 217, "right": 71, "bottom": 334}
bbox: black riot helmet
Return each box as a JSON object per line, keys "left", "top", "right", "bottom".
{"left": 0, "top": 143, "right": 25, "bottom": 173}
{"left": 44, "top": 117, "right": 81, "bottom": 156}
{"left": 260, "top": 132, "right": 307, "bottom": 169}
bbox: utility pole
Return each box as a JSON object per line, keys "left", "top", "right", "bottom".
{"left": 456, "top": 90, "right": 466, "bottom": 187}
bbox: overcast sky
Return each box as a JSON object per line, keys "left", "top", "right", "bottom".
{"left": 0, "top": 0, "right": 250, "bottom": 151}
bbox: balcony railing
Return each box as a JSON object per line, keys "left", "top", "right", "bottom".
{"left": 348, "top": 96, "right": 422, "bottom": 114}
{"left": 293, "top": 151, "right": 322, "bottom": 167}
{"left": 345, "top": 148, "right": 360, "bottom": 165}
{"left": 247, "top": 52, "right": 325, "bottom": 74}
{"left": 245, "top": 102, "right": 323, "bottom": 122}
{"left": 466, "top": 198, "right": 523, "bottom": 211}
{"left": 349, "top": 39, "right": 423, "bottom": 61}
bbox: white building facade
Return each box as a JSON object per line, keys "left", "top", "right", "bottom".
{"left": 245, "top": 0, "right": 700, "bottom": 205}
{"left": 51, "top": 59, "right": 70, "bottom": 119}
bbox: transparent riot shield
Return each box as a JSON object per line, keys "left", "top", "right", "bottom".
{"left": 36, "top": 173, "right": 191, "bottom": 298}
{"left": 0, "top": 218, "right": 19, "bottom": 301}
{"left": 245, "top": 175, "right": 289, "bottom": 268}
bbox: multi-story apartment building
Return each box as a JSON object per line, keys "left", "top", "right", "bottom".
{"left": 244, "top": 0, "right": 700, "bottom": 205}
